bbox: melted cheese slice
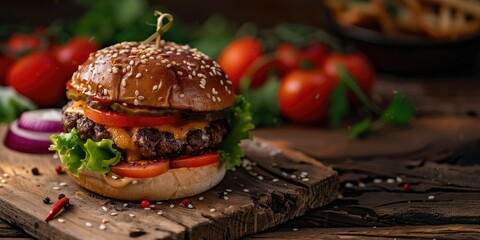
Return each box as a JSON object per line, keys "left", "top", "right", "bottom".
{"left": 155, "top": 120, "right": 209, "bottom": 139}
{"left": 64, "top": 100, "right": 86, "bottom": 114}
{"left": 106, "top": 127, "right": 141, "bottom": 161}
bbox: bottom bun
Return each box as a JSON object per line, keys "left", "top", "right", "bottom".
{"left": 65, "top": 161, "right": 226, "bottom": 201}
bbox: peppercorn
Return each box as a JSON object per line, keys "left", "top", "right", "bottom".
{"left": 43, "top": 197, "right": 50, "bottom": 204}
{"left": 31, "top": 168, "right": 40, "bottom": 176}
{"left": 55, "top": 165, "right": 63, "bottom": 174}
{"left": 58, "top": 194, "right": 65, "bottom": 200}
{"left": 140, "top": 200, "right": 150, "bottom": 208}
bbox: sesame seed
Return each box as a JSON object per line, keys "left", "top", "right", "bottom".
{"left": 258, "top": 176, "right": 264, "bottom": 180}
{"left": 156, "top": 201, "right": 163, "bottom": 205}
{"left": 153, "top": 85, "right": 158, "bottom": 91}
{"left": 293, "top": 228, "right": 298, "bottom": 231}
{"left": 428, "top": 195, "right": 435, "bottom": 200}
{"left": 134, "top": 90, "right": 139, "bottom": 96}
{"left": 52, "top": 186, "right": 60, "bottom": 190}
{"left": 110, "top": 212, "right": 118, "bottom": 216}
{"left": 198, "top": 196, "right": 204, "bottom": 201}
{"left": 188, "top": 75, "right": 192, "bottom": 80}
{"left": 226, "top": 80, "right": 232, "bottom": 85}
{"left": 59, "top": 182, "right": 67, "bottom": 186}
{"left": 179, "top": 94, "right": 185, "bottom": 98}
{"left": 132, "top": 180, "right": 138, "bottom": 184}
{"left": 217, "top": 97, "right": 221, "bottom": 102}
{"left": 107, "top": 68, "right": 112, "bottom": 73}
{"left": 345, "top": 182, "right": 354, "bottom": 188}
{"left": 177, "top": 71, "right": 183, "bottom": 76}
{"left": 243, "top": 188, "right": 250, "bottom": 193}
{"left": 358, "top": 182, "right": 365, "bottom": 187}
{"left": 85, "top": 222, "right": 93, "bottom": 228}
{"left": 129, "top": 60, "right": 135, "bottom": 65}
{"left": 192, "top": 71, "right": 196, "bottom": 76}
{"left": 302, "top": 178, "right": 310, "bottom": 182}
{"left": 199, "top": 84, "right": 205, "bottom": 89}
{"left": 396, "top": 177, "right": 404, "bottom": 183}
{"left": 373, "top": 179, "right": 382, "bottom": 183}
{"left": 112, "top": 67, "right": 118, "bottom": 73}
{"left": 226, "top": 189, "right": 232, "bottom": 192}
{"left": 212, "top": 88, "right": 218, "bottom": 95}
{"left": 102, "top": 206, "right": 108, "bottom": 211}
{"left": 170, "top": 204, "right": 174, "bottom": 208}
{"left": 200, "top": 66, "right": 205, "bottom": 69}
{"left": 223, "top": 196, "right": 229, "bottom": 200}
{"left": 129, "top": 214, "right": 135, "bottom": 218}
{"left": 291, "top": 175, "right": 297, "bottom": 179}
{"left": 210, "top": 208, "right": 216, "bottom": 212}
{"left": 138, "top": 96, "right": 145, "bottom": 101}
{"left": 272, "top": 178, "right": 279, "bottom": 182}
{"left": 188, "top": 204, "right": 194, "bottom": 209}
{"left": 144, "top": 208, "right": 151, "bottom": 210}
{"left": 166, "top": 64, "right": 171, "bottom": 68}
{"left": 212, "top": 96, "right": 216, "bottom": 102}
{"left": 103, "top": 89, "right": 108, "bottom": 95}
{"left": 387, "top": 178, "right": 395, "bottom": 184}
{"left": 136, "top": 73, "right": 142, "bottom": 79}
{"left": 157, "top": 210, "right": 163, "bottom": 215}
{"left": 99, "top": 224, "right": 107, "bottom": 230}
{"left": 123, "top": 203, "right": 129, "bottom": 207}
{"left": 57, "top": 218, "right": 65, "bottom": 223}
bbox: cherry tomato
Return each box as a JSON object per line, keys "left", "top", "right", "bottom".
{"left": 54, "top": 37, "right": 99, "bottom": 76}
{"left": 6, "top": 33, "right": 42, "bottom": 55}
{"left": 111, "top": 160, "right": 170, "bottom": 178}
{"left": 7, "top": 52, "right": 66, "bottom": 107}
{"left": 275, "top": 43, "right": 302, "bottom": 75}
{"left": 84, "top": 104, "right": 180, "bottom": 127}
{"left": 0, "top": 54, "right": 14, "bottom": 85}
{"left": 321, "top": 52, "right": 375, "bottom": 103}
{"left": 218, "top": 37, "right": 263, "bottom": 93}
{"left": 171, "top": 152, "right": 220, "bottom": 169}
{"left": 278, "top": 70, "right": 336, "bottom": 124}
{"left": 302, "top": 43, "right": 329, "bottom": 66}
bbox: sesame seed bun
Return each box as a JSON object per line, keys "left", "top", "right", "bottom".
{"left": 71, "top": 41, "right": 234, "bottom": 111}
{"left": 65, "top": 159, "right": 226, "bottom": 201}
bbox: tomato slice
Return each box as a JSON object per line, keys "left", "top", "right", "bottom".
{"left": 84, "top": 104, "right": 180, "bottom": 127}
{"left": 110, "top": 160, "right": 170, "bottom": 178}
{"left": 171, "top": 152, "right": 220, "bottom": 169}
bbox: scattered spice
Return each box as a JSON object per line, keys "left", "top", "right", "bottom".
{"left": 181, "top": 198, "right": 192, "bottom": 207}
{"left": 99, "top": 224, "right": 107, "bottom": 230}
{"left": 45, "top": 197, "right": 70, "bottom": 222}
{"left": 58, "top": 194, "right": 66, "bottom": 200}
{"left": 140, "top": 200, "right": 151, "bottom": 209}
{"left": 85, "top": 222, "right": 93, "bottom": 228}
{"left": 55, "top": 165, "right": 64, "bottom": 174}
{"left": 43, "top": 197, "right": 50, "bottom": 204}
{"left": 31, "top": 168, "right": 40, "bottom": 176}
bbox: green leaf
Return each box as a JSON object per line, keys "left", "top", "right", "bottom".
{"left": 49, "top": 129, "right": 86, "bottom": 176}
{"left": 242, "top": 73, "right": 281, "bottom": 127}
{"left": 84, "top": 139, "right": 122, "bottom": 174}
{"left": 219, "top": 95, "right": 255, "bottom": 169}
{"left": 381, "top": 92, "right": 416, "bottom": 126}
{"left": 336, "top": 64, "right": 382, "bottom": 114}
{"left": 50, "top": 129, "right": 122, "bottom": 176}
{"left": 349, "top": 118, "right": 373, "bottom": 139}
{"left": 329, "top": 80, "right": 349, "bottom": 128}
{"left": 0, "top": 87, "right": 36, "bottom": 123}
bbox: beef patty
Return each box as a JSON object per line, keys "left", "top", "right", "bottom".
{"left": 62, "top": 112, "right": 228, "bottom": 160}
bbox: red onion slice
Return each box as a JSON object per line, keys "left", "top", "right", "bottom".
{"left": 4, "top": 120, "right": 54, "bottom": 154}
{"left": 17, "top": 109, "right": 63, "bottom": 133}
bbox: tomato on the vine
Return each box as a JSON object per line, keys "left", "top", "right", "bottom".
{"left": 321, "top": 52, "right": 375, "bottom": 103}
{"left": 275, "top": 43, "right": 302, "bottom": 76}
{"left": 278, "top": 70, "right": 336, "bottom": 124}
{"left": 54, "top": 37, "right": 99, "bottom": 76}
{"left": 6, "top": 33, "right": 43, "bottom": 55}
{"left": 7, "top": 52, "right": 66, "bottom": 106}
{"left": 0, "top": 54, "right": 14, "bottom": 85}
{"left": 302, "top": 43, "right": 329, "bottom": 66}
{"left": 218, "top": 37, "right": 263, "bottom": 93}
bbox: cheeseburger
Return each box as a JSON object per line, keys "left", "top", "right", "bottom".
{"left": 50, "top": 40, "right": 253, "bottom": 200}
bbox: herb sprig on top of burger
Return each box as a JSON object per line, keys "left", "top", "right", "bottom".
{"left": 49, "top": 12, "right": 254, "bottom": 201}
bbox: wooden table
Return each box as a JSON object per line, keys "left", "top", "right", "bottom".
{"left": 2, "top": 70, "right": 480, "bottom": 239}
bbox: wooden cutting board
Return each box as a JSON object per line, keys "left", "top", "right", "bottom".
{"left": 0, "top": 125, "right": 338, "bottom": 240}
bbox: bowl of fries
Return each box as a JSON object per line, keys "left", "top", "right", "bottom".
{"left": 323, "top": 0, "right": 480, "bottom": 74}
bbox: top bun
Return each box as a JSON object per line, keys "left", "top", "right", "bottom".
{"left": 71, "top": 41, "right": 234, "bottom": 111}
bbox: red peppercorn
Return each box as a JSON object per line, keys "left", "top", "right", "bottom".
{"left": 181, "top": 198, "right": 192, "bottom": 206}
{"left": 403, "top": 183, "right": 410, "bottom": 191}
{"left": 55, "top": 165, "right": 63, "bottom": 174}
{"left": 140, "top": 200, "right": 150, "bottom": 208}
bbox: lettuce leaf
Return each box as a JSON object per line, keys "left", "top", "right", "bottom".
{"left": 219, "top": 95, "right": 255, "bottom": 169}
{"left": 49, "top": 129, "right": 121, "bottom": 176}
